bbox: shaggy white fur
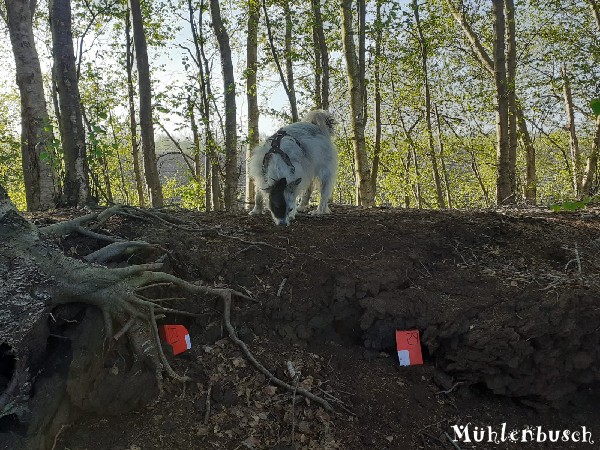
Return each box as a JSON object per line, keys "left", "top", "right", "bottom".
{"left": 248, "top": 110, "right": 337, "bottom": 226}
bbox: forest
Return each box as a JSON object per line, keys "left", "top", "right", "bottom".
{"left": 1, "top": 0, "right": 599, "bottom": 212}
{"left": 2, "top": 0, "right": 600, "bottom": 449}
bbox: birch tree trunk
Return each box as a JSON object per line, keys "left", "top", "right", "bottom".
{"left": 283, "top": 1, "right": 298, "bottom": 122}
{"left": 505, "top": 0, "right": 518, "bottom": 198}
{"left": 246, "top": 0, "right": 260, "bottom": 208}
{"left": 561, "top": 65, "right": 582, "bottom": 197}
{"left": 581, "top": 116, "right": 600, "bottom": 196}
{"left": 446, "top": 0, "right": 531, "bottom": 204}
{"left": 412, "top": 0, "right": 445, "bottom": 208}
{"left": 581, "top": 0, "right": 600, "bottom": 196}
{"left": 50, "top": 0, "right": 90, "bottom": 207}
{"left": 493, "top": 0, "right": 513, "bottom": 204}
{"left": 311, "top": 0, "right": 329, "bottom": 109}
{"left": 262, "top": 0, "right": 298, "bottom": 122}
{"left": 399, "top": 114, "right": 423, "bottom": 209}
{"left": 5, "top": 0, "right": 57, "bottom": 211}
{"left": 312, "top": 6, "right": 322, "bottom": 109}
{"left": 587, "top": 0, "right": 600, "bottom": 28}
{"left": 129, "top": 0, "right": 164, "bottom": 207}
{"left": 341, "top": 0, "right": 375, "bottom": 206}
{"left": 194, "top": 0, "right": 223, "bottom": 211}
{"left": 125, "top": 8, "right": 145, "bottom": 207}
{"left": 210, "top": 0, "right": 238, "bottom": 210}
{"left": 371, "top": 0, "right": 382, "bottom": 193}
{"left": 188, "top": 99, "right": 202, "bottom": 181}
{"left": 434, "top": 105, "right": 452, "bottom": 208}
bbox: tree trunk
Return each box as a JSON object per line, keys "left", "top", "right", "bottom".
{"left": 587, "top": 0, "right": 600, "bottom": 31}
{"left": 210, "top": 0, "right": 238, "bottom": 211}
{"left": 311, "top": 0, "right": 329, "bottom": 109}
{"left": 188, "top": 100, "right": 202, "bottom": 181}
{"left": 341, "top": 0, "right": 375, "bottom": 206}
{"left": 108, "top": 110, "right": 130, "bottom": 204}
{"left": 50, "top": 0, "right": 90, "bottom": 207}
{"left": 245, "top": 0, "right": 260, "bottom": 209}
{"left": 311, "top": 5, "right": 322, "bottom": 109}
{"left": 283, "top": 1, "right": 298, "bottom": 122}
{"left": 199, "top": 7, "right": 223, "bottom": 211}
{"left": 129, "top": 0, "right": 163, "bottom": 207}
{"left": 471, "top": 149, "right": 491, "bottom": 207}
{"left": 189, "top": 0, "right": 222, "bottom": 211}
{"left": 446, "top": 0, "right": 530, "bottom": 204}
{"left": 516, "top": 101, "right": 536, "bottom": 202}
{"left": 581, "top": 0, "right": 600, "bottom": 196}
{"left": 125, "top": 8, "right": 146, "bottom": 207}
{"left": 434, "top": 105, "right": 452, "bottom": 208}
{"left": 492, "top": 0, "right": 512, "bottom": 205}
{"left": 0, "top": 189, "right": 162, "bottom": 449}
{"left": 5, "top": 0, "right": 58, "bottom": 211}
{"left": 398, "top": 113, "right": 423, "bottom": 209}
{"left": 581, "top": 116, "right": 600, "bottom": 196}
{"left": 358, "top": 0, "right": 367, "bottom": 122}
{"left": 262, "top": 0, "right": 299, "bottom": 122}
{"left": 505, "top": 0, "right": 518, "bottom": 198}
{"left": 412, "top": 0, "right": 445, "bottom": 209}
{"left": 371, "top": 0, "right": 382, "bottom": 194}
{"left": 561, "top": 65, "right": 582, "bottom": 197}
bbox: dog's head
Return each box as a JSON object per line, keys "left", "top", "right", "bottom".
{"left": 264, "top": 177, "right": 302, "bottom": 226}
{"left": 302, "top": 110, "right": 336, "bottom": 136}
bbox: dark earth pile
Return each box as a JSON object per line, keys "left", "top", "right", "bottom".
{"left": 3, "top": 205, "right": 600, "bottom": 449}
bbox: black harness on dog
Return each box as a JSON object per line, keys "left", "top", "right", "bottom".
{"left": 262, "top": 129, "right": 309, "bottom": 176}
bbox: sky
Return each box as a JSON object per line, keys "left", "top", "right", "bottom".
{"left": 0, "top": 4, "right": 287, "bottom": 141}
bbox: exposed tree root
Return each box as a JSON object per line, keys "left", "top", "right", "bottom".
{"left": 0, "top": 357, "right": 28, "bottom": 414}
{"left": 221, "top": 290, "right": 333, "bottom": 411}
{"left": 84, "top": 240, "right": 158, "bottom": 263}
{"left": 18, "top": 202, "right": 333, "bottom": 412}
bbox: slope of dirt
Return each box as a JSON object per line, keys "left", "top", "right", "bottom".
{"left": 39, "top": 205, "right": 600, "bottom": 449}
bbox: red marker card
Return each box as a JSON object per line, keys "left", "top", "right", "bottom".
{"left": 396, "top": 329, "right": 423, "bottom": 366}
{"left": 159, "top": 325, "right": 191, "bottom": 355}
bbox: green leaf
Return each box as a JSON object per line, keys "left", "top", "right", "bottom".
{"left": 591, "top": 99, "right": 600, "bottom": 116}
{"left": 549, "top": 198, "right": 589, "bottom": 212}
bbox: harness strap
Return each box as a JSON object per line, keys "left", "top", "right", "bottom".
{"left": 262, "top": 130, "right": 296, "bottom": 174}
{"left": 262, "top": 128, "right": 311, "bottom": 176}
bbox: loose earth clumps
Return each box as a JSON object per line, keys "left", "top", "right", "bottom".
{"left": 2, "top": 199, "right": 599, "bottom": 449}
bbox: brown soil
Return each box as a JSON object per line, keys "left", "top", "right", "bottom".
{"left": 29, "top": 206, "right": 600, "bottom": 449}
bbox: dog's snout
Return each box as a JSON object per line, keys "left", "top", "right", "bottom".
{"left": 277, "top": 218, "right": 288, "bottom": 226}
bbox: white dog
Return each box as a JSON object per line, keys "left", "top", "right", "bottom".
{"left": 248, "top": 110, "right": 337, "bottom": 226}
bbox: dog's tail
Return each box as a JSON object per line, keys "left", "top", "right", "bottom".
{"left": 302, "top": 110, "right": 335, "bottom": 136}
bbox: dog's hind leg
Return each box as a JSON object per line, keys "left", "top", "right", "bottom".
{"left": 297, "top": 181, "right": 313, "bottom": 212}
{"left": 311, "top": 171, "right": 334, "bottom": 215}
{"left": 249, "top": 185, "right": 264, "bottom": 215}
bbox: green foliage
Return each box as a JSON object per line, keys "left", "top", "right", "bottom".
{"left": 591, "top": 99, "right": 600, "bottom": 116}
{"left": 162, "top": 177, "right": 206, "bottom": 210}
{"left": 0, "top": 89, "right": 26, "bottom": 210}
{"left": 549, "top": 197, "right": 592, "bottom": 212}
{"left": 332, "top": 134, "right": 356, "bottom": 205}
{"left": 3, "top": 0, "right": 600, "bottom": 211}
{"left": 0, "top": 138, "right": 26, "bottom": 210}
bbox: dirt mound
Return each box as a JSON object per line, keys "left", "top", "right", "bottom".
{"left": 10, "top": 205, "right": 600, "bottom": 449}
{"left": 126, "top": 206, "right": 600, "bottom": 403}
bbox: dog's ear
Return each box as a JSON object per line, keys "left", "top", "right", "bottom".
{"left": 286, "top": 178, "right": 302, "bottom": 190}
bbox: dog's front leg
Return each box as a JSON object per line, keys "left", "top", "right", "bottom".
{"left": 310, "top": 172, "right": 334, "bottom": 215}
{"left": 297, "top": 182, "right": 313, "bottom": 212}
{"left": 288, "top": 204, "right": 298, "bottom": 221}
{"left": 249, "top": 185, "right": 265, "bottom": 215}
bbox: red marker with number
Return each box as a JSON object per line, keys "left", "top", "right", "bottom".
{"left": 159, "top": 325, "right": 191, "bottom": 355}
{"left": 396, "top": 329, "right": 423, "bottom": 366}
